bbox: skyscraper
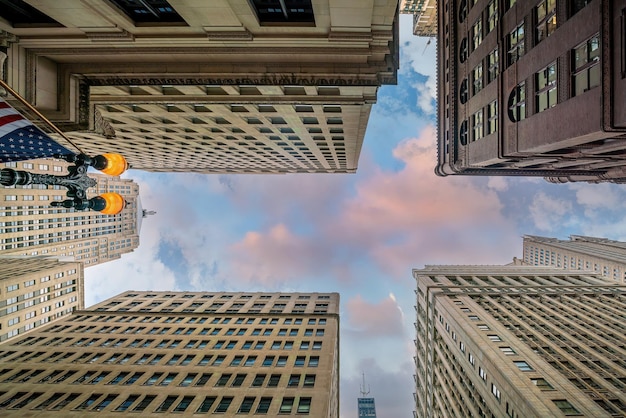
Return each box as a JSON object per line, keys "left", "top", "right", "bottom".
{"left": 414, "top": 265, "right": 625, "bottom": 417}
{"left": 1, "top": 1, "right": 399, "bottom": 174}
{"left": 0, "top": 290, "right": 340, "bottom": 416}
{"left": 0, "top": 256, "right": 84, "bottom": 343}
{"left": 414, "top": 0, "right": 626, "bottom": 182}
{"left": 523, "top": 234, "right": 626, "bottom": 283}
{"left": 0, "top": 158, "right": 144, "bottom": 266}
{"left": 357, "top": 373, "right": 377, "bottom": 417}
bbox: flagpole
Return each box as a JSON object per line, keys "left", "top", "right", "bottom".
{"left": 0, "top": 79, "right": 84, "bottom": 154}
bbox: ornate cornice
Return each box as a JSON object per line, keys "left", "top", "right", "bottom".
{"left": 84, "top": 73, "right": 380, "bottom": 87}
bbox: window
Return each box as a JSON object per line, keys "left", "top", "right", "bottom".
{"left": 536, "top": 0, "right": 556, "bottom": 44}
{"left": 256, "top": 397, "right": 272, "bottom": 414}
{"left": 531, "top": 377, "right": 554, "bottom": 390}
{"left": 460, "top": 38, "right": 469, "bottom": 63}
{"left": 216, "top": 374, "right": 232, "bottom": 387}
{"left": 196, "top": 397, "right": 217, "bottom": 413}
{"left": 508, "top": 82, "right": 526, "bottom": 122}
{"left": 486, "top": 101, "right": 498, "bottom": 135}
{"left": 491, "top": 383, "right": 501, "bottom": 401}
{"left": 459, "top": 120, "right": 469, "bottom": 145}
{"left": 500, "top": 346, "right": 516, "bottom": 355}
{"left": 230, "top": 355, "right": 243, "bottom": 366}
{"left": 288, "top": 374, "right": 300, "bottom": 387}
{"left": 143, "top": 372, "right": 162, "bottom": 386}
{"left": 232, "top": 374, "right": 246, "bottom": 387}
{"left": 238, "top": 397, "right": 256, "bottom": 413}
{"left": 277, "top": 356, "right": 288, "bottom": 366}
{"left": 479, "top": 367, "right": 487, "bottom": 381}
{"left": 472, "top": 63, "right": 483, "bottom": 95}
{"left": 507, "top": 24, "right": 524, "bottom": 66}
{"left": 572, "top": 36, "right": 600, "bottom": 96}
{"left": 472, "top": 109, "right": 483, "bottom": 141}
{"left": 214, "top": 397, "right": 233, "bottom": 413}
{"left": 309, "top": 356, "right": 319, "bottom": 367}
{"left": 213, "top": 355, "right": 226, "bottom": 366}
{"left": 472, "top": 18, "right": 483, "bottom": 50}
{"left": 180, "top": 373, "right": 196, "bottom": 386}
{"left": 280, "top": 397, "right": 295, "bottom": 413}
{"left": 249, "top": 0, "right": 314, "bottom": 25}
{"left": 488, "top": 334, "right": 502, "bottom": 342}
{"left": 173, "top": 396, "right": 194, "bottom": 413}
{"left": 124, "top": 372, "right": 143, "bottom": 385}
{"left": 460, "top": 79, "right": 469, "bottom": 104}
{"left": 297, "top": 397, "right": 312, "bottom": 414}
{"left": 487, "top": 49, "right": 498, "bottom": 83}
{"left": 469, "top": 353, "right": 476, "bottom": 366}
{"left": 268, "top": 374, "right": 281, "bottom": 387}
{"left": 109, "top": 0, "right": 186, "bottom": 24}
{"left": 536, "top": 62, "right": 557, "bottom": 112}
{"left": 114, "top": 394, "right": 139, "bottom": 411}
{"left": 107, "top": 372, "right": 129, "bottom": 385}
{"left": 303, "top": 374, "right": 316, "bottom": 387}
{"left": 552, "top": 399, "right": 581, "bottom": 415}
{"left": 252, "top": 374, "right": 266, "bottom": 387}
{"left": 156, "top": 395, "right": 178, "bottom": 412}
{"left": 571, "top": 0, "right": 591, "bottom": 15}
{"left": 486, "top": 0, "right": 497, "bottom": 32}
{"left": 244, "top": 356, "right": 257, "bottom": 366}
{"left": 295, "top": 356, "right": 306, "bottom": 366}
{"left": 76, "top": 393, "right": 102, "bottom": 410}
{"left": 514, "top": 361, "right": 534, "bottom": 371}
{"left": 312, "top": 341, "right": 322, "bottom": 350}
{"left": 263, "top": 356, "right": 275, "bottom": 367}
{"left": 132, "top": 395, "right": 156, "bottom": 412}
{"left": 195, "top": 373, "right": 212, "bottom": 386}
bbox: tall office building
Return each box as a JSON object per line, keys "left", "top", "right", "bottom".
{"left": 0, "top": 257, "right": 84, "bottom": 343}
{"left": 0, "top": 0, "right": 399, "bottom": 174}
{"left": 413, "top": 265, "right": 626, "bottom": 418}
{"left": 421, "top": 0, "right": 626, "bottom": 182}
{"left": 523, "top": 234, "right": 626, "bottom": 283}
{"left": 400, "top": 0, "right": 437, "bottom": 37}
{"left": 0, "top": 158, "right": 144, "bottom": 267}
{"left": 357, "top": 373, "right": 377, "bottom": 417}
{"left": 0, "top": 291, "right": 339, "bottom": 417}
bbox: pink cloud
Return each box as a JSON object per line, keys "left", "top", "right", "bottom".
{"left": 227, "top": 224, "right": 329, "bottom": 286}
{"left": 223, "top": 126, "right": 518, "bottom": 285}
{"left": 345, "top": 294, "right": 404, "bottom": 337}
{"left": 326, "top": 126, "right": 518, "bottom": 274}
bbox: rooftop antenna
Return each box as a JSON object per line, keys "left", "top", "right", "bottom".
{"left": 359, "top": 372, "right": 370, "bottom": 397}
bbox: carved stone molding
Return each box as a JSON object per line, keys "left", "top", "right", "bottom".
{"left": 205, "top": 29, "right": 253, "bottom": 41}
{"left": 85, "top": 29, "right": 134, "bottom": 42}
{"left": 0, "top": 30, "right": 18, "bottom": 48}
{"left": 84, "top": 74, "right": 380, "bottom": 87}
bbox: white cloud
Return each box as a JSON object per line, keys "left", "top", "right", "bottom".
{"left": 528, "top": 191, "right": 573, "bottom": 231}
{"left": 487, "top": 176, "right": 509, "bottom": 192}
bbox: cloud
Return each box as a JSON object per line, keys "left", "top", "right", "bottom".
{"left": 226, "top": 224, "right": 332, "bottom": 287}
{"left": 345, "top": 294, "right": 405, "bottom": 337}
{"left": 528, "top": 191, "right": 573, "bottom": 231}
{"left": 327, "top": 126, "right": 518, "bottom": 274}
{"left": 488, "top": 176, "right": 509, "bottom": 192}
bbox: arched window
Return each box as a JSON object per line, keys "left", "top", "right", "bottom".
{"left": 459, "top": 0, "right": 468, "bottom": 22}
{"left": 459, "top": 38, "right": 469, "bottom": 63}
{"left": 507, "top": 82, "right": 526, "bottom": 122}
{"left": 459, "top": 120, "right": 469, "bottom": 145}
{"left": 459, "top": 79, "right": 469, "bottom": 104}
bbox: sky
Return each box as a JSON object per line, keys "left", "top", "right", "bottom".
{"left": 84, "top": 15, "right": 626, "bottom": 417}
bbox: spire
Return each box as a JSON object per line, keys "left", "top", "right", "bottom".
{"left": 359, "top": 372, "right": 370, "bottom": 397}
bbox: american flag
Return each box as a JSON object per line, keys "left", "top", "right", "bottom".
{"left": 0, "top": 97, "right": 72, "bottom": 163}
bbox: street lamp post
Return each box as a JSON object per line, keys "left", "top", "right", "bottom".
{"left": 0, "top": 152, "right": 129, "bottom": 215}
